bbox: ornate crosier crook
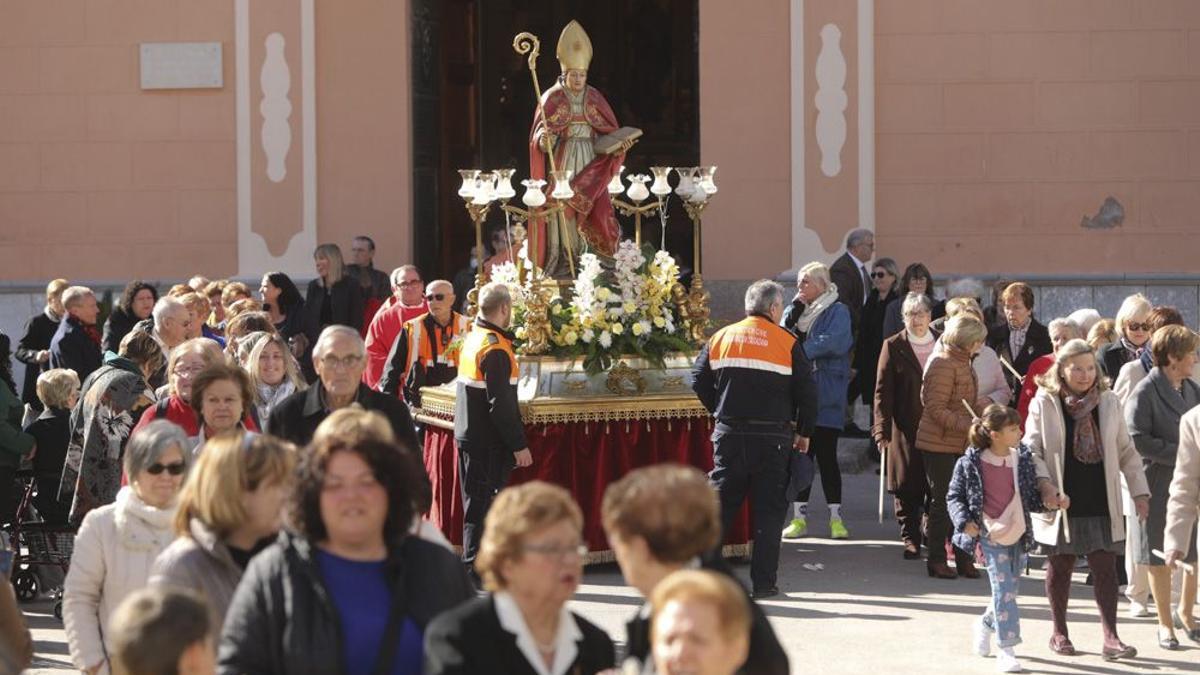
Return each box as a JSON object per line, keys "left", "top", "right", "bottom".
{"left": 513, "top": 31, "right": 575, "bottom": 277}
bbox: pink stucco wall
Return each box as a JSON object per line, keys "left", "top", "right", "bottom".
{"left": 875, "top": 0, "right": 1200, "bottom": 276}
{"left": 4, "top": 2, "right": 1200, "bottom": 283}
{"left": 698, "top": 0, "right": 793, "bottom": 281}
{"left": 0, "top": 0, "right": 412, "bottom": 282}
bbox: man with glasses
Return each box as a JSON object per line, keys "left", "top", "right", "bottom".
{"left": 268, "top": 325, "right": 417, "bottom": 448}
{"left": 132, "top": 297, "right": 193, "bottom": 389}
{"left": 362, "top": 265, "right": 429, "bottom": 389}
{"left": 379, "top": 280, "right": 469, "bottom": 407}
{"left": 455, "top": 282, "right": 533, "bottom": 584}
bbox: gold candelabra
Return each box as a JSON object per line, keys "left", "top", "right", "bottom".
{"left": 456, "top": 167, "right": 577, "bottom": 355}
{"left": 680, "top": 195, "right": 712, "bottom": 343}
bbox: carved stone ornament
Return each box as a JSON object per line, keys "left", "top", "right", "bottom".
{"left": 605, "top": 361, "right": 647, "bottom": 396}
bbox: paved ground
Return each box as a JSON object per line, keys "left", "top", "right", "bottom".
{"left": 22, "top": 450, "right": 1200, "bottom": 673}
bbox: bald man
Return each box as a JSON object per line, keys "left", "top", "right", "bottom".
{"left": 379, "top": 280, "right": 470, "bottom": 407}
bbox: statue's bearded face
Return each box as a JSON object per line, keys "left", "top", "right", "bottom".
{"left": 563, "top": 69, "right": 587, "bottom": 92}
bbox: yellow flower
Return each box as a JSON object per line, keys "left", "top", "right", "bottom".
{"left": 653, "top": 316, "right": 665, "bottom": 328}
{"left": 515, "top": 327, "right": 527, "bottom": 339}
{"left": 623, "top": 301, "right": 637, "bottom": 314}
{"left": 596, "top": 287, "right": 611, "bottom": 301}
{"left": 632, "top": 322, "right": 645, "bottom": 336}
{"left": 551, "top": 303, "right": 562, "bottom": 316}
{"left": 611, "top": 322, "right": 625, "bottom": 335}
{"left": 563, "top": 330, "right": 578, "bottom": 345}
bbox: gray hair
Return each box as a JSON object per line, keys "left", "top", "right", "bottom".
{"left": 61, "top": 286, "right": 95, "bottom": 310}
{"left": 1067, "top": 308, "right": 1102, "bottom": 336}
{"left": 479, "top": 282, "right": 511, "bottom": 318}
{"left": 124, "top": 419, "right": 190, "bottom": 479}
{"left": 313, "top": 325, "right": 365, "bottom": 360}
{"left": 873, "top": 257, "right": 899, "bottom": 280}
{"left": 236, "top": 331, "right": 272, "bottom": 365}
{"left": 945, "top": 277, "right": 984, "bottom": 302}
{"left": 744, "top": 280, "right": 784, "bottom": 316}
{"left": 152, "top": 296, "right": 187, "bottom": 330}
{"left": 845, "top": 228, "right": 873, "bottom": 249}
{"left": 901, "top": 292, "right": 933, "bottom": 317}
{"left": 1047, "top": 318, "right": 1082, "bottom": 341}
{"left": 390, "top": 265, "right": 419, "bottom": 289}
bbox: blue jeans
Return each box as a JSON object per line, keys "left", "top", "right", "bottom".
{"left": 980, "top": 537, "right": 1025, "bottom": 648}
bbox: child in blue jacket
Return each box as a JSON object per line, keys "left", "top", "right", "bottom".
{"left": 947, "top": 404, "right": 1061, "bottom": 673}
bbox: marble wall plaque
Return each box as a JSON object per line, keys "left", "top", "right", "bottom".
{"left": 139, "top": 42, "right": 223, "bottom": 89}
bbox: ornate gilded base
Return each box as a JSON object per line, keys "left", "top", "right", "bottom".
{"left": 415, "top": 353, "right": 707, "bottom": 427}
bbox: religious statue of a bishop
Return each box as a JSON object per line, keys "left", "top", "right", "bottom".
{"left": 529, "top": 20, "right": 636, "bottom": 279}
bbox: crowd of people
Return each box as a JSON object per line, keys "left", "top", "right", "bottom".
{"left": 0, "top": 227, "right": 1194, "bottom": 674}
{"left": 690, "top": 228, "right": 1199, "bottom": 672}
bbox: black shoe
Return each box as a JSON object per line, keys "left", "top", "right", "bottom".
{"left": 751, "top": 586, "right": 780, "bottom": 599}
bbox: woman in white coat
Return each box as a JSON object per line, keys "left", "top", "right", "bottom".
{"left": 1024, "top": 339, "right": 1149, "bottom": 662}
{"left": 63, "top": 420, "right": 191, "bottom": 675}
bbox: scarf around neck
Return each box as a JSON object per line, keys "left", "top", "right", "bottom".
{"left": 794, "top": 283, "right": 840, "bottom": 334}
{"left": 1062, "top": 386, "right": 1103, "bottom": 464}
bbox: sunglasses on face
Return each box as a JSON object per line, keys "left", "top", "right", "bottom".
{"left": 425, "top": 293, "right": 447, "bottom": 302}
{"left": 1126, "top": 322, "right": 1150, "bottom": 332}
{"left": 871, "top": 271, "right": 888, "bottom": 279}
{"left": 146, "top": 461, "right": 186, "bottom": 476}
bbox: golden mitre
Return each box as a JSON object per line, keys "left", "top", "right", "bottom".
{"left": 556, "top": 20, "right": 592, "bottom": 72}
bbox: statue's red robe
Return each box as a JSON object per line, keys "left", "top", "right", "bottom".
{"left": 528, "top": 83, "right": 625, "bottom": 264}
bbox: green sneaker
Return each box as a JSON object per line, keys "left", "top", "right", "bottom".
{"left": 782, "top": 517, "right": 807, "bottom": 538}
{"left": 830, "top": 517, "right": 850, "bottom": 540}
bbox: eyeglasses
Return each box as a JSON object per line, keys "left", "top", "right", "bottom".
{"left": 1126, "top": 322, "right": 1150, "bottom": 332}
{"left": 146, "top": 461, "right": 186, "bottom": 476}
{"left": 871, "top": 271, "right": 888, "bottom": 279}
{"left": 425, "top": 293, "right": 447, "bottom": 302}
{"left": 398, "top": 279, "right": 423, "bottom": 287}
{"left": 522, "top": 542, "right": 588, "bottom": 561}
{"left": 320, "top": 354, "right": 363, "bottom": 370}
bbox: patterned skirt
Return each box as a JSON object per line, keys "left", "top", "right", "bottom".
{"left": 1041, "top": 515, "right": 1122, "bottom": 556}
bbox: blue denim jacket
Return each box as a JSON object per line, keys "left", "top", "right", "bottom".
{"left": 946, "top": 444, "right": 1046, "bottom": 553}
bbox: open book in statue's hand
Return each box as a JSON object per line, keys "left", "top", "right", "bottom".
{"left": 594, "top": 127, "right": 643, "bottom": 155}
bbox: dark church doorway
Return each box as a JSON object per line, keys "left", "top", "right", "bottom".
{"left": 410, "top": 0, "right": 700, "bottom": 290}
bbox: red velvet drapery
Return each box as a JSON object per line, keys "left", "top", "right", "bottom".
{"left": 423, "top": 417, "right": 752, "bottom": 554}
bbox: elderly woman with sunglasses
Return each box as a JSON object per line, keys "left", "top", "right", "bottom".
{"left": 64, "top": 420, "right": 191, "bottom": 675}
{"left": 1098, "top": 293, "right": 1153, "bottom": 380}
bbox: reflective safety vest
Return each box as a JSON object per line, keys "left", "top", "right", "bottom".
{"left": 707, "top": 315, "right": 795, "bottom": 376}
{"left": 398, "top": 312, "right": 471, "bottom": 385}
{"left": 457, "top": 323, "right": 519, "bottom": 388}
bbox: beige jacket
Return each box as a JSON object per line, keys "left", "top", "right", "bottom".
{"left": 1023, "top": 388, "right": 1149, "bottom": 546}
{"left": 1165, "top": 406, "right": 1200, "bottom": 554}
{"left": 63, "top": 487, "right": 177, "bottom": 674}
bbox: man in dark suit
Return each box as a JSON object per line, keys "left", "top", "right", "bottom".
{"left": 829, "top": 228, "right": 875, "bottom": 336}
{"left": 985, "top": 281, "right": 1052, "bottom": 404}
{"left": 829, "top": 228, "right": 875, "bottom": 435}
{"left": 268, "top": 325, "right": 417, "bottom": 449}
{"left": 49, "top": 286, "right": 103, "bottom": 384}
{"left": 14, "top": 279, "right": 67, "bottom": 421}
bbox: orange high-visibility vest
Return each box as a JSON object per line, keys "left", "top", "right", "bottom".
{"left": 706, "top": 315, "right": 795, "bottom": 376}
{"left": 457, "top": 324, "right": 518, "bottom": 387}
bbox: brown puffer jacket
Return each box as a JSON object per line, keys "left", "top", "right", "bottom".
{"left": 916, "top": 344, "right": 987, "bottom": 455}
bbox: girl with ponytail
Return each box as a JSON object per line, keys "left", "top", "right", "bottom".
{"left": 947, "top": 404, "right": 1063, "bottom": 672}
